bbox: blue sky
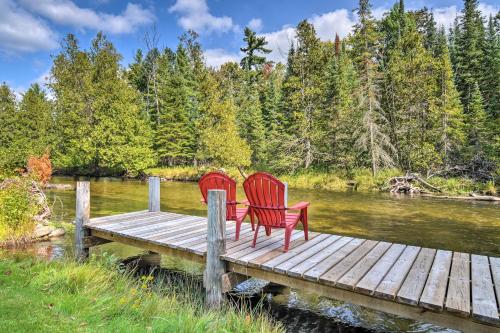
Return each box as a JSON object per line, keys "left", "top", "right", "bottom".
{"left": 1, "top": 0, "right": 498, "bottom": 96}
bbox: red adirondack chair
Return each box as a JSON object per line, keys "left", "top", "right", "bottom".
{"left": 199, "top": 171, "right": 253, "bottom": 241}
{"left": 243, "top": 172, "right": 309, "bottom": 252}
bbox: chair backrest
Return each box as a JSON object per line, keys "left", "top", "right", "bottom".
{"left": 198, "top": 171, "right": 238, "bottom": 220}
{"left": 243, "top": 172, "right": 285, "bottom": 227}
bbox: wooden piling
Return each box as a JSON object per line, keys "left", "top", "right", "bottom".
{"left": 148, "top": 176, "right": 160, "bottom": 212}
{"left": 75, "top": 181, "right": 90, "bottom": 260}
{"left": 205, "top": 189, "right": 227, "bottom": 308}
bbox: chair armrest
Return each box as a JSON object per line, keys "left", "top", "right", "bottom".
{"left": 200, "top": 198, "right": 206, "bottom": 205}
{"left": 287, "top": 201, "right": 310, "bottom": 210}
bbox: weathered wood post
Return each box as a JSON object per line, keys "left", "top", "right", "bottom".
{"left": 75, "top": 181, "right": 90, "bottom": 261}
{"left": 148, "top": 176, "right": 160, "bottom": 212}
{"left": 205, "top": 189, "right": 227, "bottom": 308}
{"left": 284, "top": 182, "right": 288, "bottom": 208}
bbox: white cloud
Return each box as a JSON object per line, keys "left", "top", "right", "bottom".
{"left": 0, "top": 0, "right": 58, "bottom": 54}
{"left": 19, "top": 0, "right": 155, "bottom": 34}
{"left": 309, "top": 9, "right": 356, "bottom": 40}
{"left": 261, "top": 9, "right": 356, "bottom": 63}
{"left": 204, "top": 48, "right": 241, "bottom": 68}
{"left": 372, "top": 6, "right": 388, "bottom": 20}
{"left": 248, "top": 18, "right": 263, "bottom": 32}
{"left": 169, "top": 0, "right": 235, "bottom": 34}
{"left": 433, "top": 6, "right": 458, "bottom": 29}
{"left": 478, "top": 3, "right": 499, "bottom": 20}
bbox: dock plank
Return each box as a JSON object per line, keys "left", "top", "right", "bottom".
{"left": 445, "top": 252, "right": 471, "bottom": 316}
{"left": 303, "top": 238, "right": 364, "bottom": 282}
{"left": 261, "top": 234, "right": 338, "bottom": 272}
{"left": 223, "top": 230, "right": 287, "bottom": 260}
{"left": 374, "top": 246, "right": 420, "bottom": 299}
{"left": 336, "top": 241, "right": 392, "bottom": 290}
{"left": 396, "top": 247, "right": 436, "bottom": 305}
{"left": 88, "top": 210, "right": 150, "bottom": 224}
{"left": 419, "top": 250, "right": 453, "bottom": 310}
{"left": 319, "top": 240, "right": 379, "bottom": 286}
{"left": 471, "top": 255, "right": 499, "bottom": 325}
{"left": 356, "top": 244, "right": 406, "bottom": 295}
{"left": 490, "top": 257, "right": 500, "bottom": 308}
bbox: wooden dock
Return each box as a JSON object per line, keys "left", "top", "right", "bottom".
{"left": 75, "top": 179, "right": 500, "bottom": 333}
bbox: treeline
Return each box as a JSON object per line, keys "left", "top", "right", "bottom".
{"left": 0, "top": 0, "right": 498, "bottom": 180}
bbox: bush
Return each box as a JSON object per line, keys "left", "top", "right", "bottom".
{"left": 0, "top": 178, "right": 43, "bottom": 244}
{"left": 27, "top": 153, "right": 52, "bottom": 185}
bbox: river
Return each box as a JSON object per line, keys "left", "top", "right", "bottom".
{"left": 38, "top": 176, "right": 499, "bottom": 333}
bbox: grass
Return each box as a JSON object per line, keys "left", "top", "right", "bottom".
{"left": 0, "top": 254, "right": 282, "bottom": 333}
{"left": 145, "top": 166, "right": 493, "bottom": 195}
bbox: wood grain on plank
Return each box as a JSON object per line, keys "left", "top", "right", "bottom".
{"left": 319, "top": 240, "right": 379, "bottom": 286}
{"left": 419, "top": 250, "right": 453, "bottom": 310}
{"left": 336, "top": 241, "right": 392, "bottom": 290}
{"left": 356, "top": 244, "right": 406, "bottom": 295}
{"left": 262, "top": 234, "right": 336, "bottom": 273}
{"left": 287, "top": 237, "right": 353, "bottom": 278}
{"left": 490, "top": 256, "right": 500, "bottom": 308}
{"left": 471, "top": 255, "right": 499, "bottom": 324}
{"left": 303, "top": 238, "right": 364, "bottom": 282}
{"left": 445, "top": 252, "right": 471, "bottom": 316}
{"left": 374, "top": 246, "right": 420, "bottom": 299}
{"left": 397, "top": 248, "right": 436, "bottom": 305}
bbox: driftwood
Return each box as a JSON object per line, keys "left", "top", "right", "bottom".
{"left": 386, "top": 172, "right": 442, "bottom": 194}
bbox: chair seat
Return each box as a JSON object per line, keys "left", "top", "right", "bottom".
{"left": 275, "top": 213, "right": 300, "bottom": 228}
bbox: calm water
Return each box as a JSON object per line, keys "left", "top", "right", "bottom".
{"left": 48, "top": 176, "right": 500, "bottom": 256}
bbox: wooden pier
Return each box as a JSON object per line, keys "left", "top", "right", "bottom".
{"left": 75, "top": 179, "right": 500, "bottom": 333}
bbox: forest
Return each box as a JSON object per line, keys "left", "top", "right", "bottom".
{"left": 0, "top": 0, "right": 498, "bottom": 184}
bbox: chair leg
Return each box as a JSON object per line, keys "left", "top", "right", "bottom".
{"left": 235, "top": 219, "right": 241, "bottom": 241}
{"left": 302, "top": 208, "right": 309, "bottom": 241}
{"left": 265, "top": 226, "right": 271, "bottom": 236}
{"left": 284, "top": 228, "right": 292, "bottom": 252}
{"left": 252, "top": 224, "right": 260, "bottom": 248}
{"left": 249, "top": 208, "right": 255, "bottom": 231}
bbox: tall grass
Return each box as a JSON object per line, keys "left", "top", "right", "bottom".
{"left": 0, "top": 254, "right": 282, "bottom": 333}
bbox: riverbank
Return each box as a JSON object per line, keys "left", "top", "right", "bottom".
{"left": 144, "top": 166, "right": 497, "bottom": 196}
{"left": 0, "top": 255, "right": 282, "bottom": 333}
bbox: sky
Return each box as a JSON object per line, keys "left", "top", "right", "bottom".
{"left": 1, "top": 0, "right": 498, "bottom": 96}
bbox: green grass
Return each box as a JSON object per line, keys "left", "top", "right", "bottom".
{"left": 0, "top": 255, "right": 282, "bottom": 333}
{"left": 145, "top": 166, "right": 496, "bottom": 195}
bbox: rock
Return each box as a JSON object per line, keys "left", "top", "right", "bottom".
{"left": 44, "top": 183, "right": 74, "bottom": 190}
{"left": 49, "top": 228, "right": 66, "bottom": 238}
{"left": 33, "top": 225, "right": 55, "bottom": 238}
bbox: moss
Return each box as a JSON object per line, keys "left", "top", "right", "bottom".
{"left": 0, "top": 255, "right": 282, "bottom": 333}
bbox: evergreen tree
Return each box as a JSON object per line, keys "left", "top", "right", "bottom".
{"left": 156, "top": 44, "right": 196, "bottom": 165}
{"left": 240, "top": 27, "right": 271, "bottom": 70}
{"left": 455, "top": 0, "right": 486, "bottom": 111}
{"left": 351, "top": 0, "right": 393, "bottom": 175}
{"left": 481, "top": 15, "right": 500, "bottom": 118}
{"left": 466, "top": 82, "right": 488, "bottom": 155}
{"left": 434, "top": 28, "right": 466, "bottom": 166}
{"left": 411, "top": 7, "right": 438, "bottom": 54}
{"left": 0, "top": 84, "right": 18, "bottom": 170}
{"left": 51, "top": 33, "right": 155, "bottom": 175}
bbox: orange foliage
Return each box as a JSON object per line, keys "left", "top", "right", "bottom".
{"left": 27, "top": 153, "right": 52, "bottom": 184}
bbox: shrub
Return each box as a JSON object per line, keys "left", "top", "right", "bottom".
{"left": 27, "top": 153, "right": 52, "bottom": 185}
{"left": 0, "top": 178, "right": 43, "bottom": 245}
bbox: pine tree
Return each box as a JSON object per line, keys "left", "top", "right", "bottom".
{"left": 412, "top": 7, "right": 438, "bottom": 54}
{"left": 240, "top": 27, "right": 271, "bottom": 70}
{"left": 455, "top": 0, "right": 486, "bottom": 111}
{"left": 481, "top": 15, "right": 500, "bottom": 118}
{"left": 350, "top": 0, "right": 393, "bottom": 176}
{"left": 51, "top": 33, "right": 155, "bottom": 175}
{"left": 434, "top": 28, "right": 466, "bottom": 166}
{"left": 0, "top": 83, "right": 18, "bottom": 170}
{"left": 466, "top": 82, "right": 488, "bottom": 155}
{"left": 156, "top": 44, "right": 196, "bottom": 165}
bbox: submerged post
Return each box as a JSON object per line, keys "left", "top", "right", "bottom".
{"left": 75, "top": 181, "right": 90, "bottom": 260}
{"left": 205, "top": 189, "right": 227, "bottom": 308}
{"left": 148, "top": 176, "right": 160, "bottom": 212}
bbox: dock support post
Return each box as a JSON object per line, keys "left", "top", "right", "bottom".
{"left": 75, "top": 181, "right": 90, "bottom": 261}
{"left": 205, "top": 189, "right": 227, "bottom": 308}
{"left": 148, "top": 176, "right": 160, "bottom": 212}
